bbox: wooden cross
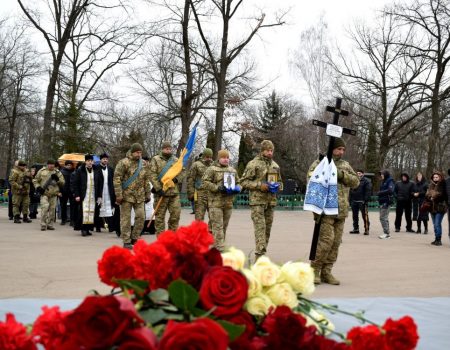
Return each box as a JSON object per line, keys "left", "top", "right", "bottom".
{"left": 309, "top": 97, "right": 356, "bottom": 260}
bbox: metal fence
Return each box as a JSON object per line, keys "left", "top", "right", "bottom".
{"left": 0, "top": 189, "right": 386, "bottom": 210}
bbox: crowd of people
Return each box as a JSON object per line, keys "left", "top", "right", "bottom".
{"left": 5, "top": 138, "right": 450, "bottom": 285}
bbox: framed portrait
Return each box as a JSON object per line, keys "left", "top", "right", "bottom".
{"left": 223, "top": 172, "right": 236, "bottom": 189}
{"left": 267, "top": 173, "right": 278, "bottom": 183}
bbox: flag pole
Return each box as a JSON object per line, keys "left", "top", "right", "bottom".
{"left": 147, "top": 196, "right": 163, "bottom": 228}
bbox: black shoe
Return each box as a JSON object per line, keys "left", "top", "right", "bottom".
{"left": 86, "top": 231, "right": 92, "bottom": 236}
{"left": 406, "top": 228, "right": 414, "bottom": 233}
{"left": 431, "top": 240, "right": 442, "bottom": 246}
{"left": 131, "top": 239, "right": 138, "bottom": 245}
{"left": 416, "top": 229, "right": 421, "bottom": 234}
{"left": 81, "top": 230, "right": 89, "bottom": 237}
{"left": 395, "top": 228, "right": 400, "bottom": 232}
{"left": 349, "top": 230, "right": 360, "bottom": 234}
{"left": 61, "top": 221, "right": 66, "bottom": 225}
{"left": 115, "top": 231, "right": 121, "bottom": 238}
{"left": 23, "top": 215, "right": 32, "bottom": 223}
{"left": 363, "top": 231, "right": 369, "bottom": 235}
{"left": 47, "top": 226, "right": 55, "bottom": 230}
{"left": 9, "top": 216, "right": 13, "bottom": 220}
{"left": 423, "top": 229, "right": 428, "bottom": 234}
{"left": 123, "top": 243, "right": 133, "bottom": 250}
{"left": 14, "top": 215, "right": 22, "bottom": 224}
{"left": 69, "top": 221, "right": 74, "bottom": 227}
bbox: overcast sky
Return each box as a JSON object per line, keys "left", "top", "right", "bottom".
{"left": 1, "top": 0, "right": 393, "bottom": 107}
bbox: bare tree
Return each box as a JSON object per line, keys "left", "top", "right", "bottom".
{"left": 189, "top": 0, "right": 286, "bottom": 154}
{"left": 329, "top": 11, "right": 429, "bottom": 168}
{"left": 390, "top": 0, "right": 450, "bottom": 176}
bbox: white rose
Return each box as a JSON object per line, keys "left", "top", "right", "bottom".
{"left": 244, "top": 293, "right": 275, "bottom": 316}
{"left": 251, "top": 256, "right": 281, "bottom": 287}
{"left": 221, "top": 247, "right": 246, "bottom": 271}
{"left": 266, "top": 282, "right": 299, "bottom": 308}
{"left": 242, "top": 268, "right": 262, "bottom": 298}
{"left": 280, "top": 261, "right": 315, "bottom": 296}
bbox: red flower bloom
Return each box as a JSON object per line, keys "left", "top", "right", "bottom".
{"left": 0, "top": 313, "right": 37, "bottom": 350}
{"left": 64, "top": 295, "right": 143, "bottom": 349}
{"left": 199, "top": 266, "right": 248, "bottom": 317}
{"left": 31, "top": 306, "right": 71, "bottom": 350}
{"left": 383, "top": 316, "right": 419, "bottom": 350}
{"left": 203, "top": 247, "right": 223, "bottom": 267}
{"left": 347, "top": 324, "right": 387, "bottom": 350}
{"left": 97, "top": 246, "right": 136, "bottom": 287}
{"left": 222, "top": 311, "right": 257, "bottom": 350}
{"left": 133, "top": 240, "right": 172, "bottom": 290}
{"left": 175, "top": 220, "right": 215, "bottom": 254}
{"left": 117, "top": 327, "right": 158, "bottom": 350}
{"left": 260, "top": 306, "right": 317, "bottom": 349}
{"left": 159, "top": 318, "right": 228, "bottom": 350}
{"left": 171, "top": 252, "right": 209, "bottom": 289}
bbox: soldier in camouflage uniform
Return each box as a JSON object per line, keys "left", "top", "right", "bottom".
{"left": 113, "top": 143, "right": 151, "bottom": 249}
{"left": 202, "top": 149, "right": 241, "bottom": 251}
{"left": 307, "top": 138, "right": 359, "bottom": 285}
{"left": 241, "top": 140, "right": 282, "bottom": 260}
{"left": 9, "top": 160, "right": 33, "bottom": 223}
{"left": 149, "top": 141, "right": 185, "bottom": 235}
{"left": 187, "top": 148, "right": 213, "bottom": 222}
{"left": 33, "top": 160, "right": 65, "bottom": 230}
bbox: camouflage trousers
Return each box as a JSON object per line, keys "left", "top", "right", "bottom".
{"left": 40, "top": 195, "right": 57, "bottom": 228}
{"left": 154, "top": 195, "right": 181, "bottom": 235}
{"left": 194, "top": 191, "right": 209, "bottom": 222}
{"left": 251, "top": 204, "right": 275, "bottom": 257}
{"left": 209, "top": 206, "right": 232, "bottom": 252}
{"left": 311, "top": 216, "right": 345, "bottom": 275}
{"left": 120, "top": 201, "right": 144, "bottom": 244}
{"left": 12, "top": 193, "right": 29, "bottom": 216}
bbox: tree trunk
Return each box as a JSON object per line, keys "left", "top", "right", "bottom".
{"left": 426, "top": 89, "right": 440, "bottom": 177}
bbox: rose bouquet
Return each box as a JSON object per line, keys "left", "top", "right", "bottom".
{"left": 0, "top": 221, "right": 419, "bottom": 349}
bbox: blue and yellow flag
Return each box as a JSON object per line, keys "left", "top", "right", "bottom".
{"left": 161, "top": 123, "right": 198, "bottom": 191}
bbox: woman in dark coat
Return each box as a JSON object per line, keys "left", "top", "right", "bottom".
{"left": 412, "top": 172, "right": 429, "bottom": 234}
{"left": 426, "top": 171, "right": 448, "bottom": 246}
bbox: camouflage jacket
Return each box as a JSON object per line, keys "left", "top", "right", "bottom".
{"left": 307, "top": 157, "right": 359, "bottom": 218}
{"left": 240, "top": 155, "right": 282, "bottom": 206}
{"left": 148, "top": 153, "right": 185, "bottom": 196}
{"left": 202, "top": 163, "right": 239, "bottom": 208}
{"left": 33, "top": 167, "right": 65, "bottom": 197}
{"left": 187, "top": 159, "right": 211, "bottom": 197}
{"left": 113, "top": 154, "right": 150, "bottom": 203}
{"left": 9, "top": 166, "right": 32, "bottom": 195}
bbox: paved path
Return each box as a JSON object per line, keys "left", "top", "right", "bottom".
{"left": 1, "top": 207, "right": 449, "bottom": 299}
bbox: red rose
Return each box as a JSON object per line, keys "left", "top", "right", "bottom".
{"left": 133, "top": 240, "right": 172, "bottom": 289}
{"left": 117, "top": 327, "right": 158, "bottom": 350}
{"left": 260, "top": 305, "right": 317, "bottom": 349}
{"left": 383, "top": 316, "right": 419, "bottom": 350}
{"left": 203, "top": 247, "right": 223, "bottom": 267}
{"left": 97, "top": 246, "right": 136, "bottom": 287}
{"left": 171, "top": 252, "right": 209, "bottom": 289}
{"left": 223, "top": 311, "right": 256, "bottom": 349}
{"left": 199, "top": 266, "right": 248, "bottom": 317}
{"left": 347, "top": 324, "right": 387, "bottom": 350}
{"left": 64, "top": 295, "right": 143, "bottom": 349}
{"left": 0, "top": 313, "right": 37, "bottom": 350}
{"left": 159, "top": 318, "right": 228, "bottom": 350}
{"left": 31, "top": 306, "right": 71, "bottom": 350}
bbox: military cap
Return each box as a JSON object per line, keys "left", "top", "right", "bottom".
{"left": 47, "top": 159, "right": 56, "bottom": 165}
{"left": 18, "top": 160, "right": 27, "bottom": 166}
{"left": 130, "top": 143, "right": 143, "bottom": 153}
{"left": 161, "top": 141, "right": 172, "bottom": 149}
{"left": 261, "top": 140, "right": 274, "bottom": 151}
{"left": 202, "top": 148, "right": 213, "bottom": 157}
{"left": 333, "top": 138, "right": 346, "bottom": 149}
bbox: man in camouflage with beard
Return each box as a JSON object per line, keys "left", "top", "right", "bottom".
{"left": 114, "top": 143, "right": 151, "bottom": 249}
{"left": 241, "top": 140, "right": 282, "bottom": 260}
{"left": 149, "top": 141, "right": 186, "bottom": 235}
{"left": 307, "top": 138, "right": 359, "bottom": 285}
{"left": 187, "top": 148, "right": 213, "bottom": 222}
{"left": 9, "top": 160, "right": 33, "bottom": 223}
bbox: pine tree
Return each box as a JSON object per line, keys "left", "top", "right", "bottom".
{"left": 364, "top": 122, "right": 379, "bottom": 173}
{"left": 237, "top": 133, "right": 254, "bottom": 176}
{"left": 257, "top": 91, "right": 285, "bottom": 133}
{"left": 206, "top": 130, "right": 215, "bottom": 153}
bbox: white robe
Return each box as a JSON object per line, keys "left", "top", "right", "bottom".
{"left": 99, "top": 167, "right": 113, "bottom": 218}
{"left": 82, "top": 169, "right": 96, "bottom": 224}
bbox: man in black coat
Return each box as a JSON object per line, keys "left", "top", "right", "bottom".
{"left": 71, "top": 154, "right": 103, "bottom": 236}
{"left": 349, "top": 169, "right": 372, "bottom": 235}
{"left": 95, "top": 153, "right": 120, "bottom": 235}
{"left": 60, "top": 160, "right": 74, "bottom": 225}
{"left": 394, "top": 172, "right": 415, "bottom": 233}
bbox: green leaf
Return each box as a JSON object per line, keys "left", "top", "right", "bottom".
{"left": 168, "top": 280, "right": 199, "bottom": 312}
{"left": 115, "top": 279, "right": 149, "bottom": 294}
{"left": 217, "top": 320, "right": 246, "bottom": 342}
{"left": 148, "top": 288, "right": 169, "bottom": 302}
{"left": 139, "top": 308, "right": 168, "bottom": 325}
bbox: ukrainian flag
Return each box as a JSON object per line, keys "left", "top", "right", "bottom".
{"left": 161, "top": 122, "right": 198, "bottom": 191}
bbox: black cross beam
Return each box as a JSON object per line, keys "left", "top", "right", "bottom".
{"left": 309, "top": 97, "right": 356, "bottom": 261}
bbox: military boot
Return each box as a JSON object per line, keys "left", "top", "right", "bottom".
{"left": 14, "top": 215, "right": 21, "bottom": 224}
{"left": 23, "top": 215, "right": 32, "bottom": 223}
{"left": 311, "top": 263, "right": 321, "bottom": 285}
{"left": 321, "top": 272, "right": 340, "bottom": 285}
